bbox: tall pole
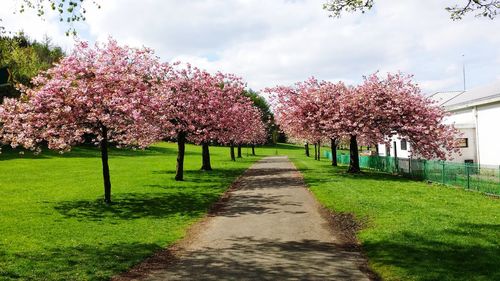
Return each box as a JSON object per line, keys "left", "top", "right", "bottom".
{"left": 462, "top": 54, "right": 466, "bottom": 91}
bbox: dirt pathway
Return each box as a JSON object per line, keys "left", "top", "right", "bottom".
{"left": 125, "top": 156, "right": 371, "bottom": 280}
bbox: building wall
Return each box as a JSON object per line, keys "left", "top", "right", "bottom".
{"left": 477, "top": 102, "right": 500, "bottom": 166}
{"left": 377, "top": 137, "right": 410, "bottom": 158}
{"left": 376, "top": 102, "right": 500, "bottom": 166}
{"left": 448, "top": 127, "right": 477, "bottom": 163}
{"left": 443, "top": 109, "right": 474, "bottom": 126}
{"left": 443, "top": 108, "right": 477, "bottom": 163}
{"left": 377, "top": 128, "right": 477, "bottom": 163}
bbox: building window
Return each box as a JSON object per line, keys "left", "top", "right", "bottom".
{"left": 457, "top": 138, "right": 468, "bottom": 148}
{"left": 400, "top": 139, "right": 407, "bottom": 151}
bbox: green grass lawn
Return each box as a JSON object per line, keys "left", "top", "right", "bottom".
{"left": 1, "top": 142, "right": 499, "bottom": 281}
{"left": 0, "top": 142, "right": 276, "bottom": 280}
{"left": 286, "top": 147, "right": 500, "bottom": 281}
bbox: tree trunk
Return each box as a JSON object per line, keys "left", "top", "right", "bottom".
{"left": 230, "top": 143, "right": 236, "bottom": 161}
{"left": 100, "top": 126, "right": 112, "bottom": 204}
{"left": 331, "top": 138, "right": 338, "bottom": 167}
{"left": 251, "top": 145, "right": 256, "bottom": 156}
{"left": 314, "top": 143, "right": 318, "bottom": 160}
{"left": 175, "top": 131, "right": 186, "bottom": 181}
{"left": 201, "top": 142, "right": 212, "bottom": 171}
{"left": 347, "top": 135, "right": 361, "bottom": 173}
{"left": 317, "top": 141, "right": 321, "bottom": 161}
{"left": 305, "top": 142, "right": 310, "bottom": 157}
{"left": 237, "top": 144, "right": 242, "bottom": 158}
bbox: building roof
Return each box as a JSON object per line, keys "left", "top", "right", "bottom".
{"left": 429, "top": 91, "right": 464, "bottom": 106}
{"left": 429, "top": 80, "right": 500, "bottom": 111}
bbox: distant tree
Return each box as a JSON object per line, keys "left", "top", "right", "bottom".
{"left": 0, "top": 33, "right": 64, "bottom": 100}
{"left": 323, "top": 0, "right": 500, "bottom": 20}
{"left": 243, "top": 89, "right": 274, "bottom": 144}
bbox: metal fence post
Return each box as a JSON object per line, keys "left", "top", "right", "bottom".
{"left": 409, "top": 156, "right": 412, "bottom": 178}
{"left": 466, "top": 163, "right": 470, "bottom": 190}
{"left": 423, "top": 160, "right": 427, "bottom": 181}
{"left": 442, "top": 162, "right": 446, "bottom": 185}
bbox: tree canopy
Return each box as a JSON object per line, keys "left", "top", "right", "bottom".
{"left": 267, "top": 73, "right": 460, "bottom": 173}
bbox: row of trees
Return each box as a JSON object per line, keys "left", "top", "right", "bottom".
{"left": 0, "top": 39, "right": 268, "bottom": 203}
{"left": 267, "top": 73, "right": 460, "bottom": 173}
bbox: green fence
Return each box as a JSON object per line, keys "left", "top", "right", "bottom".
{"left": 324, "top": 151, "right": 500, "bottom": 196}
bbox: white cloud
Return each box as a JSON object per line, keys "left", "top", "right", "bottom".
{"left": 2, "top": 0, "right": 500, "bottom": 93}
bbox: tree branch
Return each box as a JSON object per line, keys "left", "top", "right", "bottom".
{"left": 323, "top": 0, "right": 500, "bottom": 20}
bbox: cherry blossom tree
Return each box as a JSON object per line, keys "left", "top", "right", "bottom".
{"left": 234, "top": 104, "right": 268, "bottom": 157}
{"left": 363, "top": 73, "right": 461, "bottom": 160}
{"left": 160, "top": 65, "right": 265, "bottom": 178}
{"left": 267, "top": 78, "right": 325, "bottom": 160}
{"left": 216, "top": 93, "right": 265, "bottom": 161}
{"left": 160, "top": 64, "right": 215, "bottom": 180}
{"left": 186, "top": 71, "right": 249, "bottom": 171}
{"left": 0, "top": 39, "right": 168, "bottom": 203}
{"left": 337, "top": 72, "right": 460, "bottom": 173}
{"left": 316, "top": 81, "right": 351, "bottom": 166}
{"left": 269, "top": 72, "right": 460, "bottom": 173}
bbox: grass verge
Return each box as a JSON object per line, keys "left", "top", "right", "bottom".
{"left": 286, "top": 148, "right": 499, "bottom": 281}
{"left": 0, "top": 142, "right": 274, "bottom": 280}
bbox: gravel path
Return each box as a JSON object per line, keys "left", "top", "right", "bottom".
{"left": 139, "top": 156, "right": 371, "bottom": 280}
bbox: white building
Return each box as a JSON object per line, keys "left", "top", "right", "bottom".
{"left": 378, "top": 81, "right": 500, "bottom": 166}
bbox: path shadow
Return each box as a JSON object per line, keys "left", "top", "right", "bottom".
{"left": 53, "top": 192, "right": 219, "bottom": 221}
{"left": 138, "top": 236, "right": 368, "bottom": 281}
{"left": 211, "top": 157, "right": 309, "bottom": 217}
{"left": 217, "top": 193, "right": 305, "bottom": 217}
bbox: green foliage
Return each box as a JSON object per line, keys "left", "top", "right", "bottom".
{"left": 244, "top": 89, "right": 272, "bottom": 120}
{"left": 0, "top": 142, "right": 278, "bottom": 280}
{"left": 0, "top": 33, "right": 64, "bottom": 100}
{"left": 16, "top": 0, "right": 102, "bottom": 36}
{"left": 244, "top": 89, "right": 281, "bottom": 143}
{"left": 289, "top": 149, "right": 500, "bottom": 281}
{"left": 323, "top": 0, "right": 500, "bottom": 20}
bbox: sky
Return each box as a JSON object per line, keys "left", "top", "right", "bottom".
{"left": 1, "top": 0, "right": 500, "bottom": 94}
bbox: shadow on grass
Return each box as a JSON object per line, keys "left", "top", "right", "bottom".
{"left": 277, "top": 143, "right": 305, "bottom": 150}
{"left": 151, "top": 167, "right": 248, "bottom": 184}
{"left": 0, "top": 145, "right": 177, "bottom": 161}
{"left": 364, "top": 229, "right": 500, "bottom": 281}
{"left": 0, "top": 242, "right": 163, "bottom": 281}
{"left": 445, "top": 223, "right": 500, "bottom": 245}
{"left": 53, "top": 192, "right": 220, "bottom": 221}
{"left": 300, "top": 163, "right": 419, "bottom": 186}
